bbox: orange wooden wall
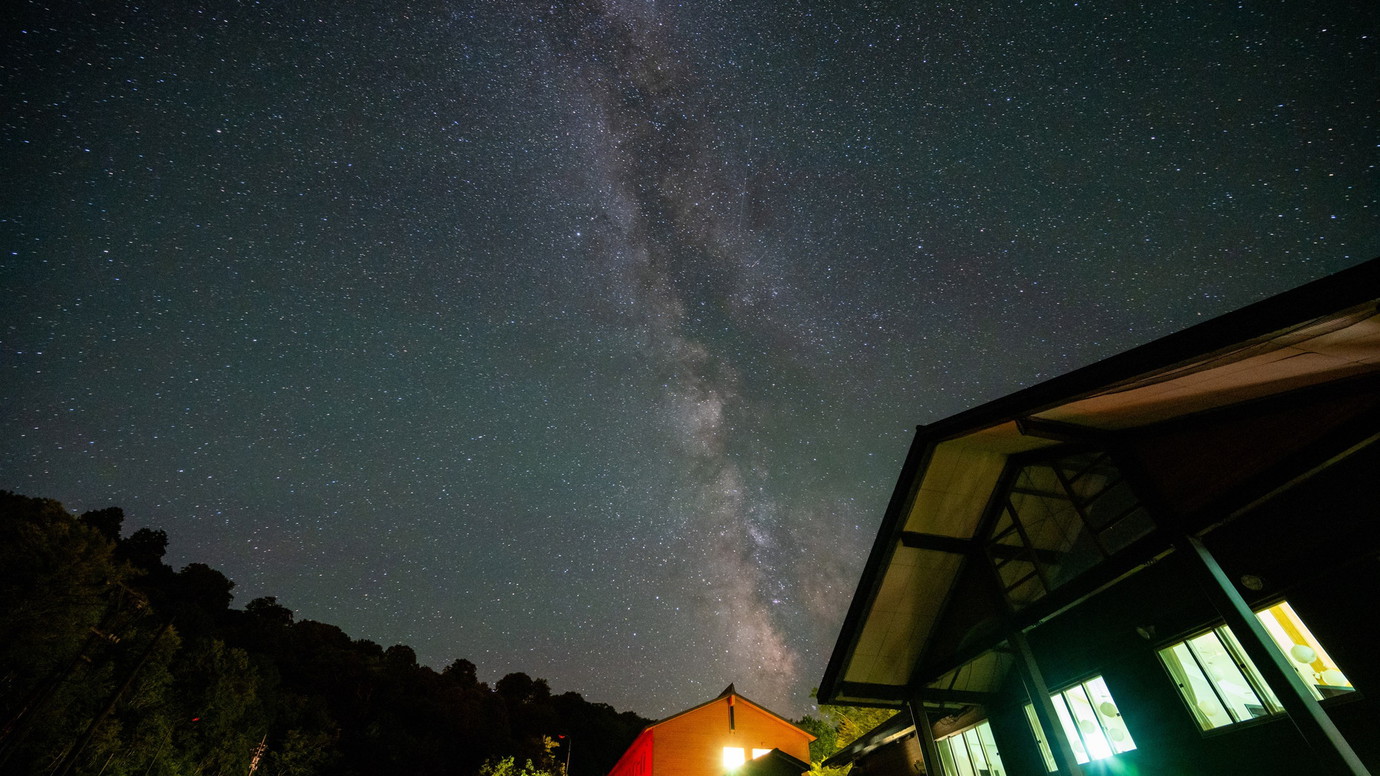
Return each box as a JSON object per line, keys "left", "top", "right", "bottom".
{"left": 608, "top": 729, "right": 654, "bottom": 776}
{"left": 645, "top": 697, "right": 812, "bottom": 776}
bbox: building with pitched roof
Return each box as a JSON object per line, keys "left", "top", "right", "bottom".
{"left": 819, "top": 258, "right": 1380, "bottom": 775}
{"left": 607, "top": 685, "right": 813, "bottom": 776}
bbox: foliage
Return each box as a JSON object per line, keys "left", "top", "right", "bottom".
{"left": 0, "top": 490, "right": 651, "bottom": 776}
{"left": 805, "top": 762, "right": 852, "bottom": 776}
{"left": 479, "top": 753, "right": 564, "bottom": 776}
{"left": 797, "top": 690, "right": 899, "bottom": 776}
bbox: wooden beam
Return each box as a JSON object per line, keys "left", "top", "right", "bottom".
{"left": 1010, "top": 630, "right": 1085, "bottom": 776}
{"left": 1016, "top": 417, "right": 1108, "bottom": 443}
{"left": 899, "top": 532, "right": 1064, "bottom": 565}
{"left": 908, "top": 700, "right": 944, "bottom": 776}
{"left": 832, "top": 681, "right": 910, "bottom": 703}
{"left": 899, "top": 532, "right": 974, "bottom": 554}
{"left": 913, "top": 687, "right": 993, "bottom": 705}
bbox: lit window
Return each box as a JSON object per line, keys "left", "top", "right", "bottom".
{"left": 1023, "top": 706, "right": 1057, "bottom": 772}
{"left": 935, "top": 720, "right": 1007, "bottom": 776}
{"left": 1158, "top": 601, "right": 1355, "bottom": 731}
{"left": 723, "top": 748, "right": 746, "bottom": 770}
{"left": 1256, "top": 601, "right": 1354, "bottom": 699}
{"left": 1024, "top": 676, "right": 1137, "bottom": 769}
{"left": 751, "top": 749, "right": 772, "bottom": 760}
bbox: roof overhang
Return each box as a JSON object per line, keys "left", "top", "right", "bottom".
{"left": 819, "top": 258, "right": 1380, "bottom": 706}
{"left": 648, "top": 686, "right": 815, "bottom": 742}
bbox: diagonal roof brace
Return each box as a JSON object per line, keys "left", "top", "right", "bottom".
{"left": 899, "top": 531, "right": 1065, "bottom": 565}
{"left": 898, "top": 531, "right": 974, "bottom": 554}
{"left": 1016, "top": 416, "right": 1110, "bottom": 442}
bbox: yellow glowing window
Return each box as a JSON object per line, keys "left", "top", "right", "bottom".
{"left": 722, "top": 748, "right": 746, "bottom": 770}
{"left": 1256, "top": 601, "right": 1354, "bottom": 698}
{"left": 751, "top": 749, "right": 771, "bottom": 759}
{"left": 1158, "top": 601, "right": 1355, "bottom": 731}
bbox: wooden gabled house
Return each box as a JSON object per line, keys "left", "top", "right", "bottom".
{"left": 607, "top": 685, "right": 814, "bottom": 776}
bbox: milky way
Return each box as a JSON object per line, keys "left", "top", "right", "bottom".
{"left": 2, "top": 0, "right": 1375, "bottom": 717}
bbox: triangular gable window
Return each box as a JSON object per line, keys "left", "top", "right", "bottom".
{"left": 987, "top": 450, "right": 1154, "bottom": 609}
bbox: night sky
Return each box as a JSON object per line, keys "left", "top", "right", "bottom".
{"left": 2, "top": 1, "right": 1375, "bottom": 719}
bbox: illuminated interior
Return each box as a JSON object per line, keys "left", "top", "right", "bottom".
{"left": 1025, "top": 676, "right": 1137, "bottom": 769}
{"left": 935, "top": 720, "right": 1007, "bottom": 776}
{"left": 722, "top": 746, "right": 773, "bottom": 771}
{"left": 1257, "top": 601, "right": 1354, "bottom": 698}
{"left": 1159, "top": 601, "right": 1356, "bottom": 731}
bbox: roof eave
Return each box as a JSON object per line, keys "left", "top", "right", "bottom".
{"left": 920, "top": 258, "right": 1380, "bottom": 444}
{"left": 817, "top": 425, "right": 940, "bottom": 704}
{"left": 818, "top": 257, "right": 1380, "bottom": 707}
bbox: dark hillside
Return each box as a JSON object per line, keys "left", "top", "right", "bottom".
{"left": 0, "top": 491, "right": 649, "bottom": 776}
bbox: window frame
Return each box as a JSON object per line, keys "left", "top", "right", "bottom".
{"left": 933, "top": 719, "right": 1007, "bottom": 776}
{"left": 984, "top": 448, "right": 1155, "bottom": 611}
{"left": 1023, "top": 674, "right": 1137, "bottom": 770}
{"left": 1156, "top": 600, "right": 1358, "bottom": 734}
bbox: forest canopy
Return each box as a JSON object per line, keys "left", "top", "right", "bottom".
{"left": 0, "top": 491, "right": 650, "bottom": 776}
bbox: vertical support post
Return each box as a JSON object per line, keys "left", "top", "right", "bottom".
{"left": 1010, "top": 631, "right": 1084, "bottom": 776}
{"left": 907, "top": 698, "right": 944, "bottom": 776}
{"left": 1180, "top": 536, "right": 1369, "bottom": 776}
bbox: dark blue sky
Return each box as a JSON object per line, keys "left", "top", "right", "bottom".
{"left": 2, "top": 0, "right": 1375, "bottom": 718}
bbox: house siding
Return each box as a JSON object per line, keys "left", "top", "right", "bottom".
{"left": 609, "top": 693, "right": 812, "bottom": 776}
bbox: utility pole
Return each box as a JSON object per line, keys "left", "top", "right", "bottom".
{"left": 53, "top": 620, "right": 173, "bottom": 776}
{"left": 248, "top": 735, "right": 268, "bottom": 775}
{"left": 0, "top": 584, "right": 135, "bottom": 772}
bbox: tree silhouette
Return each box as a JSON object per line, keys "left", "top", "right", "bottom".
{"left": 0, "top": 491, "right": 652, "bottom": 776}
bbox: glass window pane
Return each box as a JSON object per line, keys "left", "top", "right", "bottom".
{"left": 1257, "top": 602, "right": 1355, "bottom": 699}
{"left": 1159, "top": 641, "right": 1232, "bottom": 729}
{"left": 976, "top": 722, "right": 1007, "bottom": 776}
{"left": 1013, "top": 495, "right": 1079, "bottom": 553}
{"left": 944, "top": 735, "right": 977, "bottom": 776}
{"left": 1186, "top": 630, "right": 1272, "bottom": 722}
{"left": 1023, "top": 704, "right": 1057, "bottom": 772}
{"left": 936, "top": 738, "right": 957, "bottom": 776}
{"left": 1056, "top": 453, "right": 1110, "bottom": 500}
{"left": 938, "top": 723, "right": 1006, "bottom": 776}
{"left": 1051, "top": 694, "right": 1090, "bottom": 764}
{"left": 1216, "top": 627, "right": 1284, "bottom": 715}
{"left": 1084, "top": 676, "right": 1137, "bottom": 754}
{"left": 1005, "top": 574, "right": 1046, "bottom": 609}
{"left": 1080, "top": 477, "right": 1134, "bottom": 529}
{"left": 997, "top": 557, "right": 1036, "bottom": 587}
{"left": 1097, "top": 507, "right": 1154, "bottom": 553}
{"left": 963, "top": 729, "right": 989, "bottom": 774}
{"left": 1016, "top": 464, "right": 1063, "bottom": 497}
{"left": 1064, "top": 684, "right": 1113, "bottom": 761}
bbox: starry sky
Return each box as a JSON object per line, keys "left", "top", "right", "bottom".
{"left": 2, "top": 0, "right": 1375, "bottom": 719}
